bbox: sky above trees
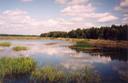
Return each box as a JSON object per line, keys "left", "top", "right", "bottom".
{"left": 0, "top": 0, "right": 127, "bottom": 35}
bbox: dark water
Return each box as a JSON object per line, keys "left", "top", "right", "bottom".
{"left": 0, "top": 40, "right": 128, "bottom": 83}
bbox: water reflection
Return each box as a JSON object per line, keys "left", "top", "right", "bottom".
{"left": 0, "top": 40, "right": 128, "bottom": 82}
{"left": 71, "top": 47, "right": 128, "bottom": 61}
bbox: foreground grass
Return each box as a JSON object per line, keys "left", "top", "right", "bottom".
{"left": 0, "top": 57, "right": 100, "bottom": 83}
{"left": 31, "top": 66, "right": 100, "bottom": 83}
{"left": 0, "top": 57, "right": 36, "bottom": 78}
{"left": 0, "top": 42, "right": 11, "bottom": 47}
{"left": 31, "top": 66, "right": 65, "bottom": 83}
{"left": 13, "top": 46, "right": 28, "bottom": 51}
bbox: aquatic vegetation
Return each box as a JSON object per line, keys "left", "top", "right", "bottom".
{"left": 31, "top": 66, "right": 65, "bottom": 83}
{"left": 0, "top": 57, "right": 100, "bottom": 83}
{"left": 31, "top": 66, "right": 100, "bottom": 83}
{"left": 66, "top": 67, "right": 100, "bottom": 83}
{"left": 0, "top": 57, "right": 36, "bottom": 78}
{"left": 0, "top": 42, "right": 11, "bottom": 47}
{"left": 74, "top": 40, "right": 93, "bottom": 48}
{"left": 70, "top": 40, "right": 99, "bottom": 52}
{"left": 13, "top": 46, "right": 28, "bottom": 51}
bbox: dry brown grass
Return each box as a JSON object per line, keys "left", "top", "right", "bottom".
{"left": 88, "top": 39, "right": 128, "bottom": 48}
{"left": 56, "top": 38, "right": 128, "bottom": 49}
{"left": 0, "top": 36, "right": 128, "bottom": 48}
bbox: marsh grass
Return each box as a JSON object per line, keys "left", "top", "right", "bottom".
{"left": 0, "top": 57, "right": 100, "bottom": 83}
{"left": 0, "top": 42, "right": 11, "bottom": 47}
{"left": 31, "top": 66, "right": 65, "bottom": 83}
{"left": 31, "top": 66, "right": 100, "bottom": 83}
{"left": 13, "top": 46, "right": 28, "bottom": 51}
{"left": 0, "top": 57, "right": 36, "bottom": 79}
{"left": 69, "top": 40, "right": 99, "bottom": 52}
{"left": 74, "top": 40, "right": 93, "bottom": 49}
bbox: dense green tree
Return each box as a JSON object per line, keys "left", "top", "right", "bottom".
{"left": 40, "top": 31, "right": 68, "bottom": 38}
{"left": 40, "top": 25, "right": 128, "bottom": 40}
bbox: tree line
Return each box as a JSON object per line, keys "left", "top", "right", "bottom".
{"left": 0, "top": 34, "right": 38, "bottom": 37}
{"left": 40, "top": 25, "right": 128, "bottom": 40}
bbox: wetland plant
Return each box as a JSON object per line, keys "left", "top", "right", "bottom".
{"left": 0, "top": 57, "right": 36, "bottom": 79}
{"left": 31, "top": 66, "right": 100, "bottom": 83}
{"left": 0, "top": 42, "right": 11, "bottom": 47}
{"left": 13, "top": 46, "right": 28, "bottom": 51}
{"left": 0, "top": 57, "right": 100, "bottom": 83}
{"left": 31, "top": 66, "right": 65, "bottom": 83}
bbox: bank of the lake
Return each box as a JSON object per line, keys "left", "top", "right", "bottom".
{"left": 0, "top": 36, "right": 128, "bottom": 49}
{"left": 54, "top": 38, "right": 128, "bottom": 49}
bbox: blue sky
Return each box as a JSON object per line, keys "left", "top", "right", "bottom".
{"left": 0, "top": 0, "right": 127, "bottom": 35}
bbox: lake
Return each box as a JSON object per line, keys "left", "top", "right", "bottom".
{"left": 0, "top": 40, "right": 128, "bottom": 83}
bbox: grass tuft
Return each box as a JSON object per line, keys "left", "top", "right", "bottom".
{"left": 31, "top": 66, "right": 100, "bottom": 83}
{"left": 13, "top": 46, "right": 28, "bottom": 51}
{"left": 69, "top": 40, "right": 99, "bottom": 52}
{"left": 0, "top": 42, "right": 11, "bottom": 47}
{"left": 31, "top": 66, "right": 65, "bottom": 83}
{"left": 0, "top": 57, "right": 36, "bottom": 78}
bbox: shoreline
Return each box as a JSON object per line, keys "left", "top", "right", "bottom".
{"left": 0, "top": 36, "right": 128, "bottom": 49}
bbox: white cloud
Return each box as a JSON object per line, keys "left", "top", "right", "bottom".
{"left": 0, "top": 9, "right": 94, "bottom": 35}
{"left": 115, "top": 0, "right": 128, "bottom": 24}
{"left": 0, "top": 9, "right": 50, "bottom": 35}
{"left": 42, "top": 18, "right": 94, "bottom": 31}
{"left": 55, "top": 0, "right": 67, "bottom": 5}
{"left": 55, "top": 0, "right": 89, "bottom": 5}
{"left": 59, "top": 0, "right": 118, "bottom": 23}
{"left": 20, "top": 0, "right": 33, "bottom": 2}
{"left": 61, "top": 4, "right": 95, "bottom": 18}
{"left": 96, "top": 13, "right": 118, "bottom": 22}
{"left": 123, "top": 14, "right": 128, "bottom": 24}
{"left": 120, "top": 0, "right": 128, "bottom": 7}
{"left": 115, "top": 0, "right": 128, "bottom": 12}
{"left": 67, "top": 0, "right": 89, "bottom": 5}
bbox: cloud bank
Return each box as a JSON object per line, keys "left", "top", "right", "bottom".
{"left": 0, "top": 0, "right": 122, "bottom": 35}
{"left": 0, "top": 9, "right": 94, "bottom": 35}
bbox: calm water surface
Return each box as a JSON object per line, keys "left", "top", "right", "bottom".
{"left": 0, "top": 40, "right": 128, "bottom": 83}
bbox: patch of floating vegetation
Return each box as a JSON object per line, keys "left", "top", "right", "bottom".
{"left": 0, "top": 42, "right": 11, "bottom": 47}
{"left": 13, "top": 46, "right": 28, "bottom": 51}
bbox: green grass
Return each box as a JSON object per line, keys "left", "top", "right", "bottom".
{"left": 13, "top": 46, "right": 28, "bottom": 51}
{"left": 31, "top": 66, "right": 100, "bottom": 83}
{"left": 70, "top": 40, "right": 95, "bottom": 50}
{"left": 0, "top": 42, "right": 11, "bottom": 47}
{"left": 0, "top": 57, "right": 36, "bottom": 78}
{"left": 31, "top": 66, "right": 65, "bottom": 83}
{"left": 0, "top": 57, "right": 100, "bottom": 83}
{"left": 74, "top": 40, "right": 93, "bottom": 49}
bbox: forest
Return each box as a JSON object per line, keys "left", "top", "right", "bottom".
{"left": 40, "top": 25, "right": 128, "bottom": 40}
